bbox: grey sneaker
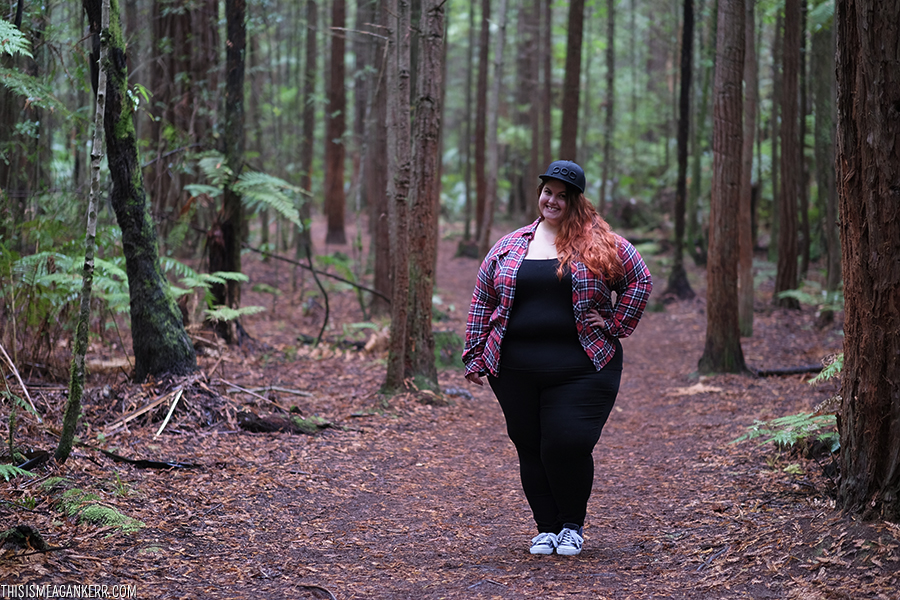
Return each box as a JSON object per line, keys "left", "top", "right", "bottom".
{"left": 556, "top": 524, "right": 583, "bottom": 556}
{"left": 530, "top": 531, "right": 558, "bottom": 555}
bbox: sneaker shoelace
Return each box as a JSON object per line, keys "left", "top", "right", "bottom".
{"left": 557, "top": 528, "right": 583, "bottom": 548}
{"left": 532, "top": 532, "right": 557, "bottom": 547}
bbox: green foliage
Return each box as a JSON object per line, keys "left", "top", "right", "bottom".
{"left": 733, "top": 412, "right": 840, "bottom": 454}
{"left": 776, "top": 281, "right": 844, "bottom": 313}
{"left": 434, "top": 330, "right": 464, "bottom": 369}
{"left": 0, "top": 464, "right": 34, "bottom": 482}
{"left": 290, "top": 414, "right": 332, "bottom": 434}
{"left": 0, "top": 19, "right": 32, "bottom": 57}
{"left": 809, "top": 353, "right": 843, "bottom": 386}
{"left": 56, "top": 488, "right": 144, "bottom": 534}
{"left": 204, "top": 305, "right": 266, "bottom": 323}
{"left": 187, "top": 153, "right": 309, "bottom": 230}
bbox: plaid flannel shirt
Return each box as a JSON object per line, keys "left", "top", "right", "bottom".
{"left": 462, "top": 218, "right": 653, "bottom": 377}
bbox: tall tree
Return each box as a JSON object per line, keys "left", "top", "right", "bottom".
{"left": 477, "top": 0, "right": 509, "bottom": 258}
{"left": 835, "top": 0, "right": 900, "bottom": 521}
{"left": 209, "top": 0, "right": 247, "bottom": 344}
{"left": 58, "top": 0, "right": 109, "bottom": 464}
{"left": 698, "top": 0, "right": 747, "bottom": 374}
{"left": 297, "top": 0, "right": 318, "bottom": 261}
{"left": 539, "top": 0, "right": 552, "bottom": 169}
{"left": 664, "top": 0, "right": 695, "bottom": 300}
{"left": 366, "top": 0, "right": 391, "bottom": 317}
{"left": 473, "top": 0, "right": 490, "bottom": 241}
{"left": 797, "top": 0, "right": 810, "bottom": 276}
{"left": 83, "top": 0, "right": 197, "bottom": 381}
{"left": 324, "top": 0, "right": 348, "bottom": 245}
{"left": 768, "top": 13, "right": 783, "bottom": 263}
{"left": 405, "top": 0, "right": 444, "bottom": 385}
{"left": 383, "top": 0, "right": 412, "bottom": 391}
{"left": 559, "top": 0, "right": 586, "bottom": 160}
{"left": 738, "top": 0, "right": 757, "bottom": 335}
{"left": 810, "top": 3, "right": 839, "bottom": 326}
{"left": 599, "top": 0, "right": 615, "bottom": 213}
{"left": 773, "top": 0, "right": 800, "bottom": 308}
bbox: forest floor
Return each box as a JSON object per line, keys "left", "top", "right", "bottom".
{"left": 2, "top": 217, "right": 899, "bottom": 600}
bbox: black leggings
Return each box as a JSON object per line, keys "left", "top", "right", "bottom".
{"left": 488, "top": 346, "right": 622, "bottom": 534}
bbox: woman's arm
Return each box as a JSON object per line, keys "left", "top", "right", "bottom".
{"left": 605, "top": 238, "right": 653, "bottom": 338}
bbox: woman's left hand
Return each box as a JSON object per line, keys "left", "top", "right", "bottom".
{"left": 586, "top": 309, "right": 607, "bottom": 330}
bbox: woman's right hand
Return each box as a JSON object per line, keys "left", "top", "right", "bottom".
{"left": 466, "top": 372, "right": 485, "bottom": 386}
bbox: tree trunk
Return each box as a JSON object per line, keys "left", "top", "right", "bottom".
{"left": 405, "top": 0, "right": 444, "bottom": 386}
{"left": 599, "top": 0, "right": 615, "bottom": 213}
{"left": 738, "top": 0, "right": 757, "bottom": 335}
{"left": 687, "top": 0, "right": 715, "bottom": 266}
{"left": 210, "top": 0, "right": 247, "bottom": 344}
{"left": 477, "top": 0, "right": 509, "bottom": 258}
{"left": 773, "top": 0, "right": 800, "bottom": 308}
{"left": 664, "top": 0, "right": 695, "bottom": 301}
{"left": 540, "top": 0, "right": 552, "bottom": 169}
{"left": 474, "top": 0, "right": 490, "bottom": 241}
{"left": 698, "top": 0, "right": 747, "bottom": 375}
{"left": 810, "top": 12, "right": 839, "bottom": 326}
{"left": 559, "top": 0, "right": 585, "bottom": 160}
{"left": 768, "top": 13, "right": 782, "bottom": 263}
{"left": 835, "top": 0, "right": 900, "bottom": 522}
{"left": 83, "top": 0, "right": 197, "bottom": 382}
{"left": 798, "top": 0, "right": 810, "bottom": 277}
{"left": 367, "top": 0, "right": 391, "bottom": 317}
{"left": 383, "top": 0, "right": 412, "bottom": 392}
{"left": 297, "top": 0, "right": 318, "bottom": 262}
{"left": 324, "top": 0, "right": 347, "bottom": 245}
{"left": 462, "top": 0, "right": 476, "bottom": 241}
{"left": 58, "top": 0, "right": 108, "bottom": 464}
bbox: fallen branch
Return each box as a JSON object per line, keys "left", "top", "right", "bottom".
{"left": 154, "top": 388, "right": 184, "bottom": 437}
{"left": 696, "top": 545, "right": 731, "bottom": 572}
{"left": 0, "top": 341, "right": 41, "bottom": 422}
{"left": 755, "top": 365, "right": 822, "bottom": 377}
{"left": 104, "top": 388, "right": 180, "bottom": 434}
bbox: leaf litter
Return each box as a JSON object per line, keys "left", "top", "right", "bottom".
{"left": 1, "top": 226, "right": 897, "bottom": 599}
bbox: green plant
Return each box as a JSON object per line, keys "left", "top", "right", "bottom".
{"left": 0, "top": 464, "right": 34, "bottom": 482}
{"left": 56, "top": 488, "right": 144, "bottom": 534}
{"left": 733, "top": 412, "right": 839, "bottom": 454}
{"left": 776, "top": 281, "right": 844, "bottom": 314}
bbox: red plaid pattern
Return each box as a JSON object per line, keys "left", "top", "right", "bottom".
{"left": 463, "top": 219, "right": 653, "bottom": 377}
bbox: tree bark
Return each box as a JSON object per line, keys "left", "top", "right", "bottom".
{"left": 599, "top": 0, "right": 615, "bottom": 213}
{"left": 797, "top": 0, "right": 810, "bottom": 277}
{"left": 810, "top": 12, "right": 839, "bottom": 326}
{"left": 383, "top": 0, "right": 412, "bottom": 392}
{"left": 773, "top": 0, "right": 800, "bottom": 308}
{"left": 664, "top": 0, "right": 695, "bottom": 301}
{"left": 324, "top": 0, "right": 347, "bottom": 245}
{"left": 539, "top": 0, "right": 552, "bottom": 169}
{"left": 477, "top": 0, "right": 509, "bottom": 258}
{"left": 58, "top": 0, "right": 108, "bottom": 463}
{"left": 768, "top": 13, "right": 782, "bottom": 263}
{"left": 405, "top": 0, "right": 444, "bottom": 386}
{"left": 474, "top": 0, "right": 490, "bottom": 241}
{"left": 698, "top": 0, "right": 747, "bottom": 375}
{"left": 559, "top": 0, "right": 585, "bottom": 160}
{"left": 297, "top": 0, "right": 318, "bottom": 262}
{"left": 737, "top": 0, "right": 757, "bottom": 335}
{"left": 835, "top": 0, "right": 900, "bottom": 522}
{"left": 367, "top": 0, "right": 391, "bottom": 317}
{"left": 83, "top": 0, "right": 197, "bottom": 381}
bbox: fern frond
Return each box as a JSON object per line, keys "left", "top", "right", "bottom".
{"left": 184, "top": 183, "right": 223, "bottom": 199}
{"left": 0, "top": 464, "right": 34, "bottom": 482}
{"left": 197, "top": 155, "right": 231, "bottom": 187}
{"left": 0, "top": 20, "right": 32, "bottom": 58}
{"left": 0, "top": 67, "right": 69, "bottom": 114}
{"left": 809, "top": 353, "right": 843, "bottom": 385}
{"left": 204, "top": 305, "right": 265, "bottom": 322}
{"left": 160, "top": 257, "right": 200, "bottom": 280}
{"left": 234, "top": 172, "right": 304, "bottom": 229}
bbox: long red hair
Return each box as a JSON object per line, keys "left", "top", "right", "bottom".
{"left": 538, "top": 182, "right": 624, "bottom": 281}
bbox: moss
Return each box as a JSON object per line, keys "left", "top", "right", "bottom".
{"left": 56, "top": 488, "right": 144, "bottom": 534}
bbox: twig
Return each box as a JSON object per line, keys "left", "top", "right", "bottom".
{"left": 297, "top": 585, "right": 337, "bottom": 600}
{"left": 242, "top": 242, "right": 390, "bottom": 303}
{"left": 154, "top": 389, "right": 184, "bottom": 437}
{"left": 696, "top": 545, "right": 731, "bottom": 572}
{"left": 306, "top": 244, "right": 329, "bottom": 348}
{"left": 104, "top": 389, "right": 179, "bottom": 434}
{"left": 468, "top": 579, "right": 507, "bottom": 589}
{"left": 0, "top": 341, "right": 41, "bottom": 422}
{"left": 247, "top": 386, "right": 312, "bottom": 398}
{"left": 219, "top": 379, "right": 292, "bottom": 410}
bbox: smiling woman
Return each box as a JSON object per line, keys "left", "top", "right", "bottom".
{"left": 462, "top": 159, "right": 653, "bottom": 556}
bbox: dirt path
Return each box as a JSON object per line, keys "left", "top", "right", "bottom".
{"left": 3, "top": 229, "right": 897, "bottom": 599}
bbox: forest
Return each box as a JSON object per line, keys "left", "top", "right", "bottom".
{"left": 1, "top": 0, "right": 899, "bottom": 597}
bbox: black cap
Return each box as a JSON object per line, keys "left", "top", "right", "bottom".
{"left": 539, "top": 160, "right": 586, "bottom": 194}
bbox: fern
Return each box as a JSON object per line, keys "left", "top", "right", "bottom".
{"left": 234, "top": 171, "right": 305, "bottom": 230}
{"left": 733, "top": 412, "right": 839, "bottom": 453}
{"left": 776, "top": 282, "right": 843, "bottom": 313}
{"left": 204, "top": 304, "right": 266, "bottom": 322}
{"left": 809, "top": 353, "right": 843, "bottom": 385}
{"left": 0, "top": 19, "right": 32, "bottom": 57}
{"left": 0, "top": 464, "right": 34, "bottom": 482}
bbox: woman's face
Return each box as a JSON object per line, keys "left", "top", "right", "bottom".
{"left": 539, "top": 179, "right": 568, "bottom": 227}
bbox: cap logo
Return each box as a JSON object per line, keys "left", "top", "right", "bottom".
{"left": 551, "top": 166, "right": 578, "bottom": 182}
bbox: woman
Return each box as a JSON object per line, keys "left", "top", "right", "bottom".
{"left": 463, "top": 160, "right": 652, "bottom": 556}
